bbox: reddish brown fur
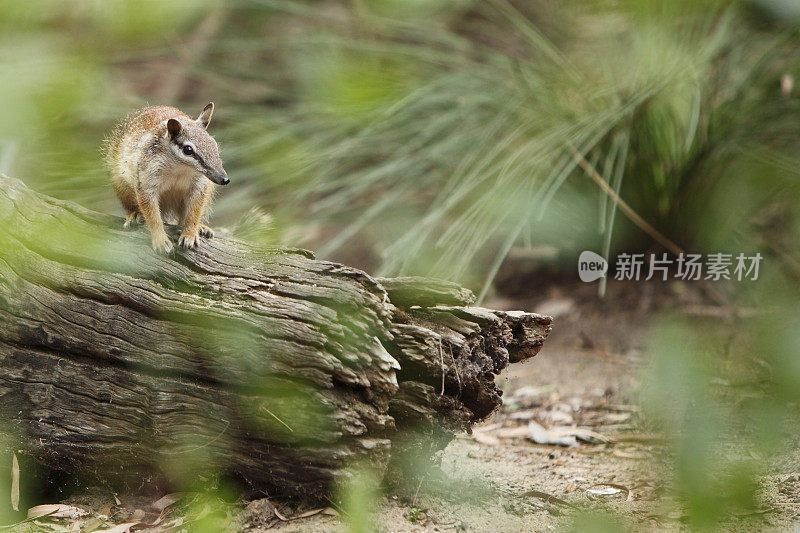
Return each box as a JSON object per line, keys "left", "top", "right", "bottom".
{"left": 105, "top": 104, "right": 226, "bottom": 253}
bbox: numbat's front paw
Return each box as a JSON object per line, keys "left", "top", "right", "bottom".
{"left": 151, "top": 233, "right": 174, "bottom": 254}
{"left": 199, "top": 225, "right": 214, "bottom": 238}
{"left": 179, "top": 232, "right": 199, "bottom": 249}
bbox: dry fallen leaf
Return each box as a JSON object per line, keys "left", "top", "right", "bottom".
{"left": 151, "top": 492, "right": 184, "bottom": 512}
{"left": 519, "top": 489, "right": 575, "bottom": 509}
{"left": 546, "top": 411, "right": 574, "bottom": 425}
{"left": 550, "top": 426, "right": 611, "bottom": 444}
{"left": 527, "top": 421, "right": 576, "bottom": 447}
{"left": 37, "top": 524, "right": 72, "bottom": 533}
{"left": 93, "top": 522, "right": 141, "bottom": 533}
{"left": 586, "top": 483, "right": 632, "bottom": 501}
{"left": 27, "top": 504, "right": 89, "bottom": 520}
{"left": 509, "top": 409, "right": 539, "bottom": 421}
{"left": 273, "top": 504, "right": 332, "bottom": 521}
{"left": 587, "top": 486, "right": 621, "bottom": 496}
{"left": 151, "top": 506, "right": 171, "bottom": 526}
{"left": 81, "top": 517, "right": 104, "bottom": 531}
{"left": 292, "top": 507, "right": 331, "bottom": 519}
{"left": 11, "top": 453, "right": 19, "bottom": 512}
{"left": 603, "top": 412, "right": 633, "bottom": 424}
{"left": 473, "top": 432, "right": 500, "bottom": 446}
{"left": 495, "top": 425, "right": 530, "bottom": 439}
{"left": 271, "top": 503, "right": 289, "bottom": 521}
{"left": 782, "top": 73, "right": 794, "bottom": 97}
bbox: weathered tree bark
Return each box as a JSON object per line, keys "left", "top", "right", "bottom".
{"left": 0, "top": 175, "right": 551, "bottom": 498}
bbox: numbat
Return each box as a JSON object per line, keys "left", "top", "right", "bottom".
{"left": 105, "top": 103, "right": 229, "bottom": 253}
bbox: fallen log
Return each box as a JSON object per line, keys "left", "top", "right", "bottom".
{"left": 0, "top": 175, "right": 551, "bottom": 498}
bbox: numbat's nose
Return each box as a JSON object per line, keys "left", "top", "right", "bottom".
{"left": 208, "top": 170, "right": 229, "bottom": 185}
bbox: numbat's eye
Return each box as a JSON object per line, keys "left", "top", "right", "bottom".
{"left": 182, "top": 145, "right": 194, "bottom": 156}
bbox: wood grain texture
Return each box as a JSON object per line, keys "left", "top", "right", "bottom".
{"left": 0, "top": 175, "right": 551, "bottom": 497}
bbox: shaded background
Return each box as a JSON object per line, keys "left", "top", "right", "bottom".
{"left": 1, "top": 0, "right": 800, "bottom": 529}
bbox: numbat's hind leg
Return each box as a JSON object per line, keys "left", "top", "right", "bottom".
{"left": 124, "top": 211, "right": 144, "bottom": 228}
{"left": 199, "top": 224, "right": 214, "bottom": 238}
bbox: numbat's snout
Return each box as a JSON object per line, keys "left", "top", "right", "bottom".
{"left": 104, "top": 103, "right": 228, "bottom": 254}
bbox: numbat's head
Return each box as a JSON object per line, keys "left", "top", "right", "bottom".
{"left": 166, "top": 103, "right": 229, "bottom": 185}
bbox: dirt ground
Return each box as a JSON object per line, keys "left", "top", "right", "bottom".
{"left": 243, "top": 279, "right": 799, "bottom": 532}
{"left": 14, "top": 279, "right": 800, "bottom": 532}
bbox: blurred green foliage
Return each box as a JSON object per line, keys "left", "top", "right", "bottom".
{"left": 336, "top": 461, "right": 380, "bottom": 533}
{"left": 0, "top": 436, "right": 15, "bottom": 525}
{"left": 565, "top": 509, "right": 633, "bottom": 533}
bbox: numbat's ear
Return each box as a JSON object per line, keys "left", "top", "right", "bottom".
{"left": 196, "top": 102, "right": 214, "bottom": 129}
{"left": 167, "top": 118, "right": 182, "bottom": 138}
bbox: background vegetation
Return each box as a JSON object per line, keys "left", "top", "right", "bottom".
{"left": 1, "top": 0, "right": 800, "bottom": 530}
